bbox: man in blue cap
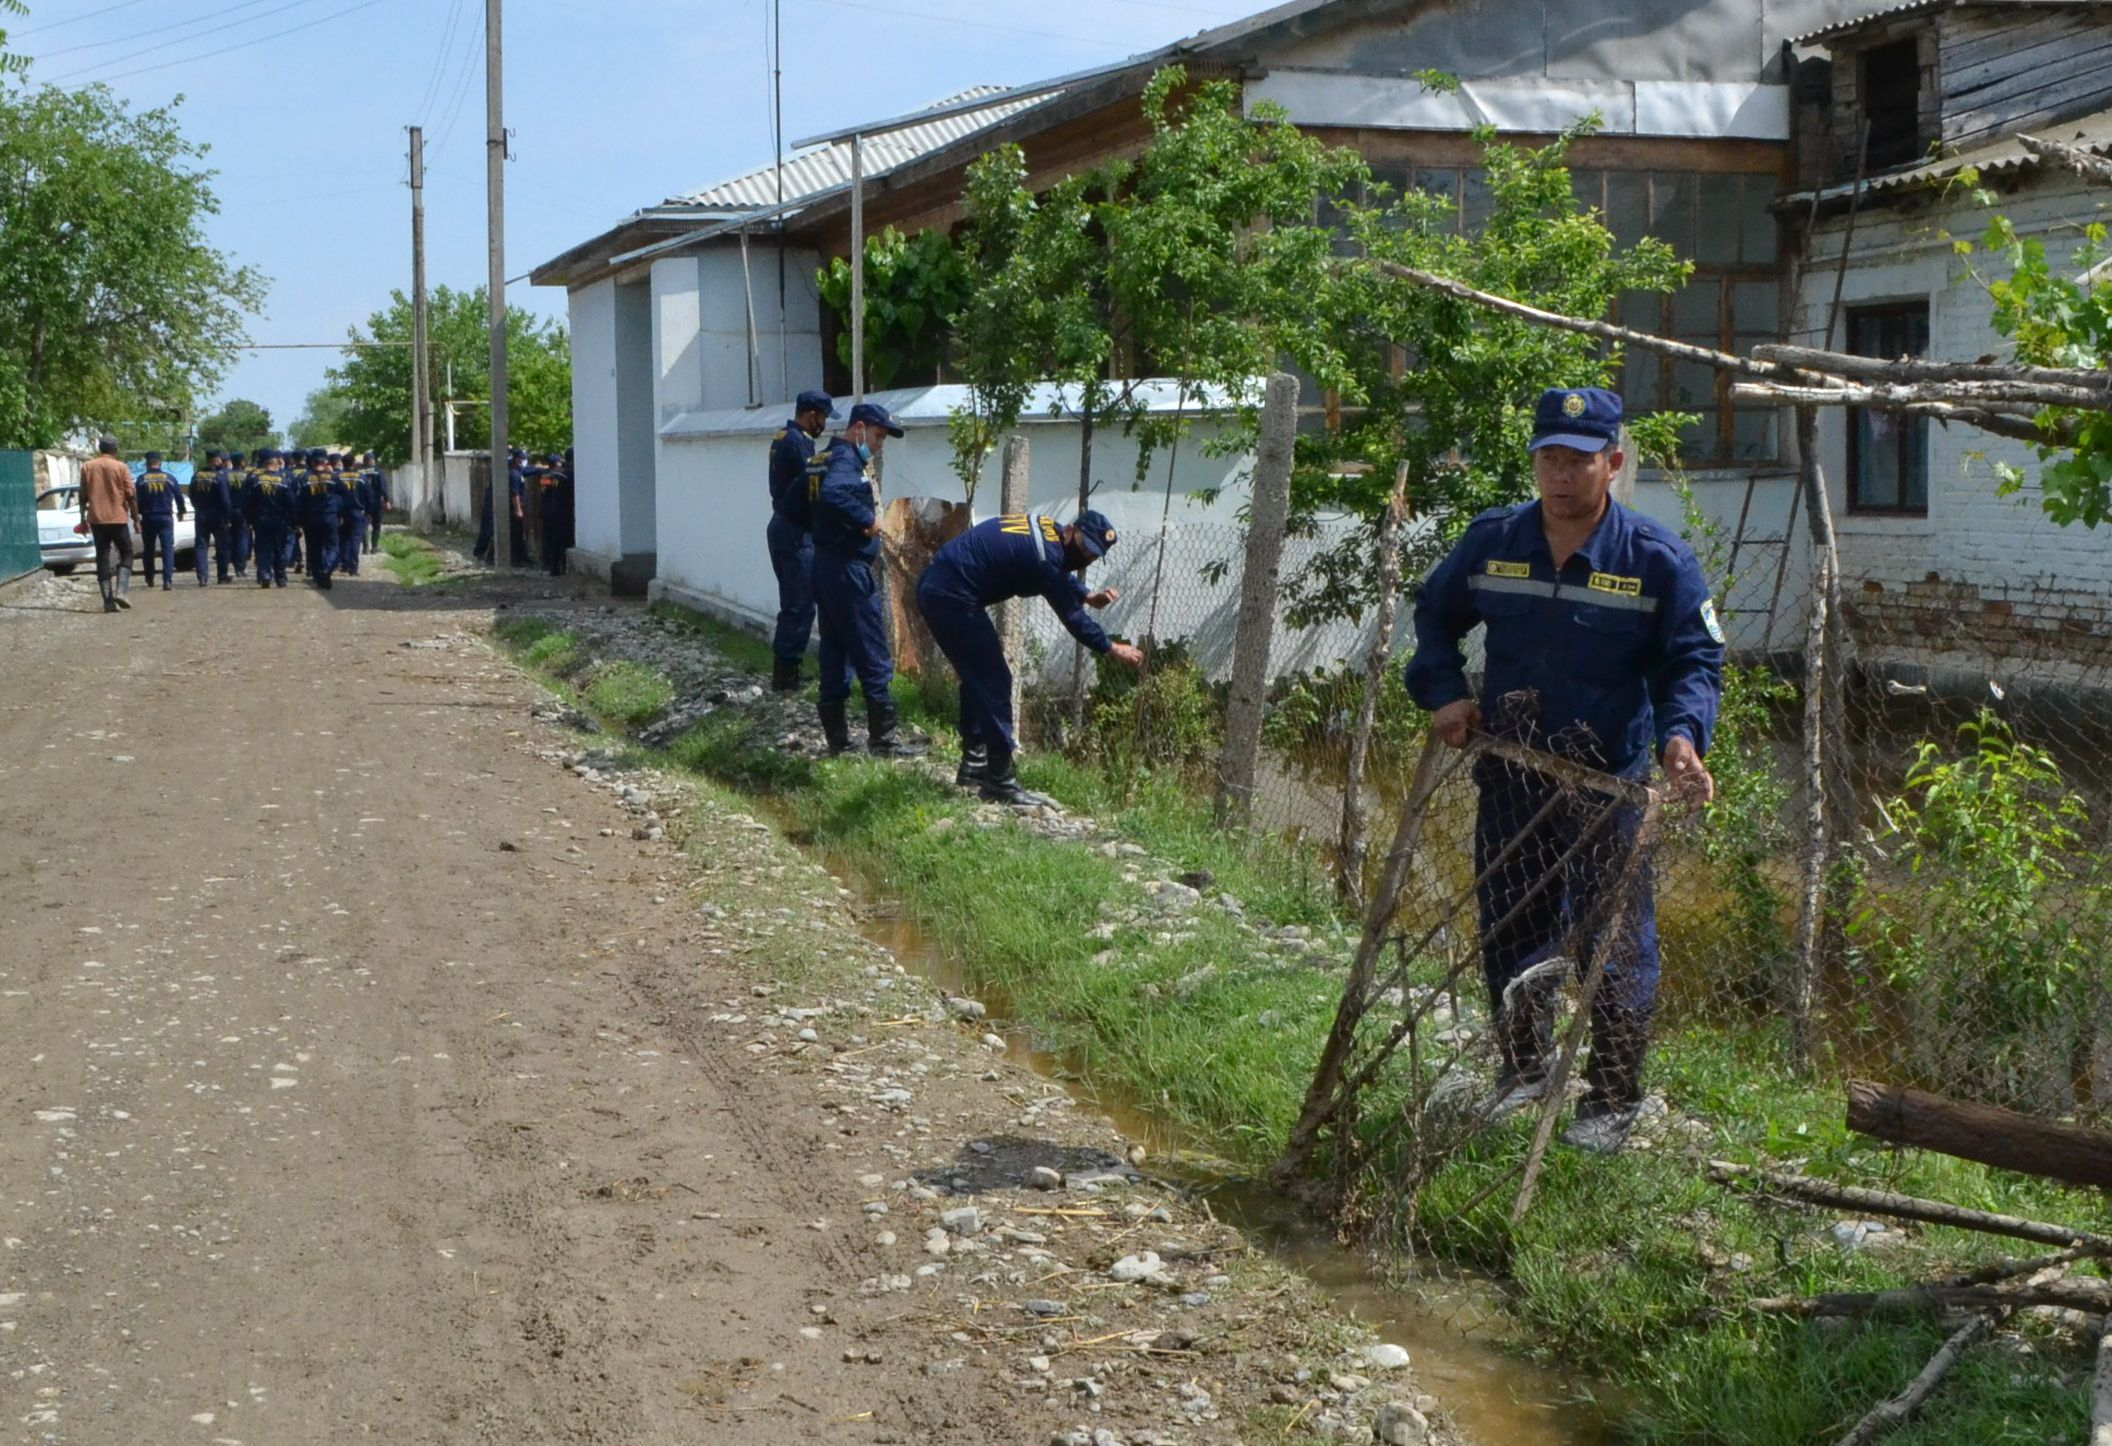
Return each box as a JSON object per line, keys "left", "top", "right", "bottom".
{"left": 225, "top": 451, "right": 254, "bottom": 577}
{"left": 915, "top": 508, "right": 1144, "bottom": 805}
{"left": 1406, "top": 386, "right": 1724, "bottom": 1155}
{"left": 766, "top": 390, "right": 836, "bottom": 691}
{"left": 134, "top": 452, "right": 188, "bottom": 591}
{"left": 361, "top": 452, "right": 390, "bottom": 555}
{"left": 189, "top": 449, "right": 233, "bottom": 585}
{"left": 535, "top": 451, "right": 573, "bottom": 575}
{"left": 296, "top": 447, "right": 341, "bottom": 589}
{"left": 807, "top": 401, "right": 926, "bottom": 759}
{"left": 245, "top": 449, "right": 296, "bottom": 589}
{"left": 332, "top": 453, "right": 366, "bottom": 578}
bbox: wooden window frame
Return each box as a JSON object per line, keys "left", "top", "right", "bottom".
{"left": 1845, "top": 300, "right": 1932, "bottom": 517}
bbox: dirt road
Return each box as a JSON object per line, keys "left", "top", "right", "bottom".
{"left": 0, "top": 564, "right": 1441, "bottom": 1446}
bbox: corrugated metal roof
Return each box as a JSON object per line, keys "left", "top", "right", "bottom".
{"left": 1779, "top": 100, "right": 2112, "bottom": 201}
{"left": 666, "top": 87, "right": 1054, "bottom": 210}
{"left": 1794, "top": 0, "right": 2094, "bottom": 47}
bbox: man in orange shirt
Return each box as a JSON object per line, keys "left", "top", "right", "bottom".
{"left": 78, "top": 436, "right": 139, "bottom": 612}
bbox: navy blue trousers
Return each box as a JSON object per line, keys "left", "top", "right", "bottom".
{"left": 337, "top": 514, "right": 363, "bottom": 575}
{"left": 194, "top": 513, "right": 230, "bottom": 583}
{"left": 915, "top": 576, "right": 1013, "bottom": 757}
{"left": 252, "top": 523, "right": 288, "bottom": 586}
{"left": 812, "top": 550, "right": 892, "bottom": 707}
{"left": 766, "top": 514, "right": 816, "bottom": 665}
{"left": 229, "top": 516, "right": 251, "bottom": 574}
{"left": 1474, "top": 757, "right": 1660, "bottom": 1020}
{"left": 139, "top": 517, "right": 177, "bottom": 587}
{"left": 303, "top": 522, "right": 337, "bottom": 583}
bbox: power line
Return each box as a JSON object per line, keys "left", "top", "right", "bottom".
{"left": 429, "top": 3, "right": 484, "bottom": 156}
{"left": 33, "top": 0, "right": 286, "bottom": 59}
{"left": 410, "top": 0, "right": 467, "bottom": 129}
{"left": 44, "top": 0, "right": 343, "bottom": 81}
{"left": 796, "top": 0, "right": 1112, "bottom": 47}
{"left": 49, "top": 0, "right": 399, "bottom": 84}
{"left": 14, "top": 0, "right": 153, "bottom": 38}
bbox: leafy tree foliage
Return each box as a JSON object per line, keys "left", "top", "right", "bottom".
{"left": 288, "top": 387, "right": 351, "bottom": 451}
{"left": 816, "top": 227, "right": 969, "bottom": 392}
{"left": 0, "top": 82, "right": 265, "bottom": 447}
{"left": 317, "top": 285, "right": 570, "bottom": 463}
{"left": 196, "top": 398, "right": 278, "bottom": 456}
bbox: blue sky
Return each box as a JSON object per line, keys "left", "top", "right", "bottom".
{"left": 13, "top": 0, "right": 1255, "bottom": 435}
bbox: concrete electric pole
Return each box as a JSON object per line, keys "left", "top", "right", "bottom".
{"left": 409, "top": 125, "right": 433, "bottom": 519}
{"left": 485, "top": 0, "right": 511, "bottom": 569}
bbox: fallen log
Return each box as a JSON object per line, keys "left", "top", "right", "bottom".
{"left": 1833, "top": 1312, "right": 1997, "bottom": 1446}
{"left": 1707, "top": 1161, "right": 2111, "bottom": 1250}
{"left": 1748, "top": 1275, "right": 2111, "bottom": 1320}
{"left": 1846, "top": 1080, "right": 2112, "bottom": 1191}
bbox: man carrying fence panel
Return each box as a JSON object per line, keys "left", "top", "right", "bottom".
{"left": 1405, "top": 386, "right": 1724, "bottom": 1154}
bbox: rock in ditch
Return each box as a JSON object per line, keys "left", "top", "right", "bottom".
{"left": 1372, "top": 1402, "right": 1430, "bottom": 1445}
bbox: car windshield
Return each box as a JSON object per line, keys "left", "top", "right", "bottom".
{"left": 36, "top": 488, "right": 78, "bottom": 511}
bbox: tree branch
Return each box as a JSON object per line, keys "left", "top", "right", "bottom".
{"left": 1752, "top": 342, "right": 2108, "bottom": 391}
{"left": 1748, "top": 1276, "right": 2110, "bottom": 1320}
{"left": 2017, "top": 133, "right": 2112, "bottom": 189}
{"left": 1706, "top": 1160, "right": 2110, "bottom": 1250}
{"left": 1833, "top": 1312, "right": 1999, "bottom": 1446}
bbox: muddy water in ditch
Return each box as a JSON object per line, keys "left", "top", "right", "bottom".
{"left": 848, "top": 896, "right": 1616, "bottom": 1446}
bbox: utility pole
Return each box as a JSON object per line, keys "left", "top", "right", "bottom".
{"left": 850, "top": 132, "right": 864, "bottom": 405}
{"left": 485, "top": 0, "right": 511, "bottom": 569}
{"left": 409, "top": 125, "right": 432, "bottom": 519}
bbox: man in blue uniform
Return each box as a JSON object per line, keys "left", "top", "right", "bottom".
{"left": 474, "top": 448, "right": 528, "bottom": 565}
{"left": 916, "top": 509, "right": 1145, "bottom": 805}
{"left": 1406, "top": 387, "right": 1723, "bottom": 1155}
{"left": 535, "top": 451, "right": 573, "bottom": 575}
{"left": 361, "top": 452, "right": 389, "bottom": 554}
{"left": 284, "top": 449, "right": 307, "bottom": 575}
{"left": 808, "top": 401, "right": 926, "bottom": 759}
{"left": 333, "top": 453, "right": 366, "bottom": 577}
{"left": 189, "top": 450, "right": 233, "bottom": 585}
{"left": 296, "top": 448, "right": 341, "bottom": 589}
{"left": 246, "top": 449, "right": 294, "bottom": 589}
{"left": 767, "top": 390, "right": 835, "bottom": 691}
{"left": 225, "top": 452, "right": 253, "bottom": 577}
{"left": 134, "top": 452, "right": 188, "bottom": 591}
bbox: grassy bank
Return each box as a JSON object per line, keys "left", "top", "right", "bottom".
{"left": 493, "top": 611, "right": 2103, "bottom": 1445}
{"left": 379, "top": 532, "right": 445, "bottom": 586}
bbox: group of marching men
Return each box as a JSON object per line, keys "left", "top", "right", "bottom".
{"left": 177, "top": 446, "right": 391, "bottom": 592}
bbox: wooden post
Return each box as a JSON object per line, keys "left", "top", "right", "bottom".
{"left": 1846, "top": 1080, "right": 2112, "bottom": 1190}
{"left": 1338, "top": 464, "right": 1411, "bottom": 908}
{"left": 2092, "top": 1312, "right": 2112, "bottom": 1446}
{"left": 1789, "top": 405, "right": 1838, "bottom": 1072}
{"left": 998, "top": 434, "right": 1031, "bottom": 736}
{"left": 1214, "top": 372, "right": 1298, "bottom": 828}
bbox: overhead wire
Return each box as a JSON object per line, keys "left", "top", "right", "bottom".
{"left": 44, "top": 0, "right": 340, "bottom": 80}
{"left": 45, "top": 0, "right": 399, "bottom": 85}
{"left": 428, "top": 1, "right": 484, "bottom": 158}
{"left": 32, "top": 0, "right": 287, "bottom": 59}
{"left": 13, "top": 0, "right": 154, "bottom": 38}
{"left": 410, "top": 0, "right": 467, "bottom": 130}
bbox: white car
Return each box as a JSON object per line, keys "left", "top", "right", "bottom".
{"left": 35, "top": 485, "right": 196, "bottom": 575}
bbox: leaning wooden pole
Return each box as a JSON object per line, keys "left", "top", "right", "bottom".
{"left": 1337, "top": 464, "right": 1412, "bottom": 908}
{"left": 1215, "top": 372, "right": 1299, "bottom": 828}
{"left": 1788, "top": 405, "right": 1836, "bottom": 1072}
{"left": 1707, "top": 1160, "right": 2110, "bottom": 1250}
{"left": 2092, "top": 1311, "right": 2112, "bottom": 1446}
{"left": 1847, "top": 1079, "right": 2112, "bottom": 1190}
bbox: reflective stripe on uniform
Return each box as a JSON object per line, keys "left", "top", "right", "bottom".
{"left": 1468, "top": 572, "right": 1660, "bottom": 615}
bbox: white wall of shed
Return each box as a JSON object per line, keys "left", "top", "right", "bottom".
{"left": 567, "top": 278, "right": 623, "bottom": 561}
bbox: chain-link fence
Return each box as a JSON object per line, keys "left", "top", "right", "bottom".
{"left": 999, "top": 437, "right": 2111, "bottom": 1239}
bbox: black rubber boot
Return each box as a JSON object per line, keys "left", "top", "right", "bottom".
{"left": 866, "top": 698, "right": 928, "bottom": 759}
{"left": 99, "top": 571, "right": 119, "bottom": 612}
{"left": 955, "top": 741, "right": 989, "bottom": 789}
{"left": 818, "top": 699, "right": 856, "bottom": 757}
{"left": 1484, "top": 978, "right": 1555, "bottom": 1119}
{"left": 771, "top": 657, "right": 803, "bottom": 693}
{"left": 978, "top": 755, "right": 1054, "bottom": 808}
{"left": 114, "top": 566, "right": 132, "bottom": 610}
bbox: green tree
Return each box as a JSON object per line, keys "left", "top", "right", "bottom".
{"left": 816, "top": 227, "right": 971, "bottom": 392}
{"left": 196, "top": 397, "right": 277, "bottom": 456}
{"left": 1285, "top": 117, "right": 1690, "bottom": 623}
{"left": 0, "top": 82, "right": 266, "bottom": 448}
{"left": 288, "top": 386, "right": 350, "bottom": 451}
{"left": 323, "top": 285, "right": 570, "bottom": 463}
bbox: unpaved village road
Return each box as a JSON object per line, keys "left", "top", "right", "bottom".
{"left": 0, "top": 565, "right": 1456, "bottom": 1446}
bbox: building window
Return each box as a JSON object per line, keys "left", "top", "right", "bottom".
{"left": 1861, "top": 39, "right": 1923, "bottom": 170}
{"left": 1846, "top": 301, "right": 1930, "bottom": 515}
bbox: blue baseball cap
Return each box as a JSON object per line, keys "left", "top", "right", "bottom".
{"left": 1073, "top": 509, "right": 1118, "bottom": 559}
{"left": 229, "top": 451, "right": 246, "bottom": 463}
{"left": 308, "top": 448, "right": 328, "bottom": 463}
{"left": 795, "top": 389, "right": 838, "bottom": 419}
{"left": 847, "top": 401, "right": 903, "bottom": 438}
{"left": 1529, "top": 387, "right": 1623, "bottom": 454}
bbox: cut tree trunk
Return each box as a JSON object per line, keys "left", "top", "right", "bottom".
{"left": 1846, "top": 1080, "right": 2112, "bottom": 1190}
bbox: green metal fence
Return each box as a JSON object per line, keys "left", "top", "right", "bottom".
{"left": 0, "top": 452, "right": 41, "bottom": 581}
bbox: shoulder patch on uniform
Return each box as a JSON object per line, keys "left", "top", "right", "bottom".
{"left": 1485, "top": 559, "right": 1533, "bottom": 579}
{"left": 772, "top": 429, "right": 787, "bottom": 441}
{"left": 1701, "top": 597, "right": 1727, "bottom": 645}
{"left": 1588, "top": 571, "right": 1643, "bottom": 597}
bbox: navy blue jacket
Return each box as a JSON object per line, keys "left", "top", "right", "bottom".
{"left": 921, "top": 514, "right": 1113, "bottom": 654}
{"left": 246, "top": 470, "right": 296, "bottom": 529}
{"left": 135, "top": 470, "right": 187, "bottom": 521}
{"left": 362, "top": 468, "right": 389, "bottom": 515}
{"left": 189, "top": 466, "right": 232, "bottom": 519}
{"left": 296, "top": 470, "right": 340, "bottom": 528}
{"left": 226, "top": 468, "right": 254, "bottom": 521}
{"left": 334, "top": 470, "right": 365, "bottom": 519}
{"left": 1406, "top": 499, "right": 1723, "bottom": 776}
{"left": 808, "top": 440, "right": 879, "bottom": 560}
{"left": 769, "top": 423, "right": 817, "bottom": 527}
